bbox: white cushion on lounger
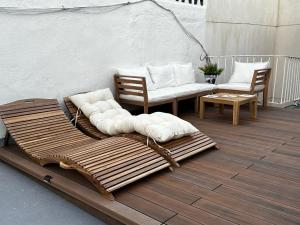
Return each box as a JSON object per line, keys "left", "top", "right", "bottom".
{"left": 70, "top": 89, "right": 121, "bottom": 117}
{"left": 229, "top": 61, "right": 270, "bottom": 83}
{"left": 116, "top": 67, "right": 156, "bottom": 91}
{"left": 133, "top": 112, "right": 198, "bottom": 143}
{"left": 173, "top": 63, "right": 195, "bottom": 86}
{"left": 120, "top": 83, "right": 216, "bottom": 103}
{"left": 148, "top": 64, "right": 176, "bottom": 89}
{"left": 70, "top": 88, "right": 114, "bottom": 108}
{"left": 217, "top": 83, "right": 265, "bottom": 91}
{"left": 90, "top": 109, "right": 134, "bottom": 135}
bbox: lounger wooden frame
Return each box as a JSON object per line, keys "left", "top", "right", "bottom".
{"left": 114, "top": 74, "right": 212, "bottom": 115}
{"left": 0, "top": 99, "right": 172, "bottom": 200}
{"left": 217, "top": 68, "right": 272, "bottom": 108}
{"left": 64, "top": 97, "right": 217, "bottom": 164}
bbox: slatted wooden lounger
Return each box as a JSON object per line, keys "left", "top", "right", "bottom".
{"left": 64, "top": 97, "right": 218, "bottom": 164}
{"left": 0, "top": 99, "right": 172, "bottom": 200}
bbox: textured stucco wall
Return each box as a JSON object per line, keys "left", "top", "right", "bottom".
{"left": 205, "top": 0, "right": 278, "bottom": 55}
{"left": 0, "top": 0, "right": 206, "bottom": 139}
{"left": 275, "top": 0, "right": 300, "bottom": 57}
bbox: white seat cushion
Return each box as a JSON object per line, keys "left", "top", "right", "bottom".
{"left": 70, "top": 88, "right": 121, "bottom": 118}
{"left": 217, "top": 83, "right": 265, "bottom": 92}
{"left": 70, "top": 88, "right": 198, "bottom": 142}
{"left": 148, "top": 64, "right": 176, "bottom": 89}
{"left": 133, "top": 112, "right": 198, "bottom": 142}
{"left": 229, "top": 61, "right": 270, "bottom": 83}
{"left": 173, "top": 83, "right": 216, "bottom": 96}
{"left": 116, "top": 67, "right": 156, "bottom": 91}
{"left": 90, "top": 109, "right": 135, "bottom": 135}
{"left": 120, "top": 83, "right": 216, "bottom": 103}
{"left": 173, "top": 63, "right": 195, "bottom": 86}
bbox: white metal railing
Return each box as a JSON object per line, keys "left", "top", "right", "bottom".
{"left": 207, "top": 55, "right": 300, "bottom": 107}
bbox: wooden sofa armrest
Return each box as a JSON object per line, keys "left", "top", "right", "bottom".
{"left": 250, "top": 68, "right": 272, "bottom": 93}
{"left": 114, "top": 74, "right": 149, "bottom": 104}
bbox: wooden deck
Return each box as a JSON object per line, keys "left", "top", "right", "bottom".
{"left": 1, "top": 106, "right": 300, "bottom": 224}
{"left": 115, "top": 107, "right": 300, "bottom": 225}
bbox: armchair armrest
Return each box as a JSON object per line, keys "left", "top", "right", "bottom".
{"left": 250, "top": 68, "right": 272, "bottom": 93}
{"left": 114, "top": 74, "right": 149, "bottom": 104}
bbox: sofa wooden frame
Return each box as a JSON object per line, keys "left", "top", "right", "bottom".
{"left": 114, "top": 74, "right": 212, "bottom": 115}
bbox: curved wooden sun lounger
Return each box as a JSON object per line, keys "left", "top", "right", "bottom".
{"left": 0, "top": 99, "right": 171, "bottom": 200}
{"left": 64, "top": 97, "right": 218, "bottom": 163}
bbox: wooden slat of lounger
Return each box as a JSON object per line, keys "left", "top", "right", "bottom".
{"left": 4, "top": 111, "right": 64, "bottom": 124}
{"left": 6, "top": 115, "right": 66, "bottom": 128}
{"left": 172, "top": 140, "right": 216, "bottom": 161}
{"left": 98, "top": 154, "right": 160, "bottom": 179}
{"left": 68, "top": 139, "right": 135, "bottom": 160}
{"left": 1, "top": 106, "right": 60, "bottom": 118}
{"left": 0, "top": 99, "right": 58, "bottom": 111}
{"left": 92, "top": 151, "right": 157, "bottom": 176}
{"left": 169, "top": 135, "right": 211, "bottom": 152}
{"left": 101, "top": 156, "right": 165, "bottom": 184}
{"left": 85, "top": 146, "right": 148, "bottom": 171}
{"left": 79, "top": 143, "right": 144, "bottom": 165}
{"left": 104, "top": 161, "right": 169, "bottom": 191}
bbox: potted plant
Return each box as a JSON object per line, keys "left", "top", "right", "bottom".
{"left": 199, "top": 63, "right": 224, "bottom": 84}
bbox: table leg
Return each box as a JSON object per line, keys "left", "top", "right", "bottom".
{"left": 219, "top": 104, "right": 224, "bottom": 114}
{"left": 233, "top": 102, "right": 240, "bottom": 126}
{"left": 199, "top": 98, "right": 205, "bottom": 119}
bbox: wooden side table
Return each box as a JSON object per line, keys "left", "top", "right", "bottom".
{"left": 199, "top": 93, "right": 257, "bottom": 126}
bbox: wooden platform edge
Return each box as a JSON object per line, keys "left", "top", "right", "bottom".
{"left": 0, "top": 147, "right": 161, "bottom": 225}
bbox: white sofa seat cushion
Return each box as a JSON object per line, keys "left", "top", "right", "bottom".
{"left": 116, "top": 67, "right": 156, "bottom": 91}
{"left": 133, "top": 112, "right": 198, "bottom": 142}
{"left": 120, "top": 87, "right": 178, "bottom": 103}
{"left": 90, "top": 109, "right": 134, "bottom": 135}
{"left": 120, "top": 83, "right": 216, "bottom": 103}
{"left": 173, "top": 63, "right": 195, "bottom": 86}
{"left": 148, "top": 64, "right": 176, "bottom": 89}
{"left": 217, "top": 83, "right": 265, "bottom": 92}
{"left": 173, "top": 83, "right": 216, "bottom": 96}
{"left": 229, "top": 61, "right": 270, "bottom": 83}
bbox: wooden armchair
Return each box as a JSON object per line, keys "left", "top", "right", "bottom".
{"left": 217, "top": 68, "right": 272, "bottom": 108}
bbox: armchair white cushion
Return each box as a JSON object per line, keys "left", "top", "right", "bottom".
{"left": 217, "top": 83, "right": 265, "bottom": 92}
{"left": 229, "top": 61, "right": 270, "bottom": 83}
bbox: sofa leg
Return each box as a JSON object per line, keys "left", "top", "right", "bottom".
{"left": 194, "top": 97, "right": 199, "bottom": 113}
{"left": 144, "top": 105, "right": 149, "bottom": 114}
{"left": 172, "top": 101, "right": 178, "bottom": 116}
{"left": 263, "top": 89, "right": 268, "bottom": 109}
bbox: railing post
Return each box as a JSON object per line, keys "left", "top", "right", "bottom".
{"left": 272, "top": 56, "right": 279, "bottom": 103}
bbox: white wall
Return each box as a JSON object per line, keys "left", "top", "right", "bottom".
{"left": 205, "top": 0, "right": 278, "bottom": 55}
{"left": 0, "top": 0, "right": 206, "bottom": 139}
{"left": 275, "top": 0, "right": 300, "bottom": 57}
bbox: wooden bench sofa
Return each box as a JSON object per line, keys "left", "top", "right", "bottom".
{"left": 114, "top": 74, "right": 215, "bottom": 115}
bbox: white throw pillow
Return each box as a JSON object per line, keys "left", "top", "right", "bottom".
{"left": 147, "top": 65, "right": 176, "bottom": 89}
{"left": 173, "top": 63, "right": 195, "bottom": 86}
{"left": 116, "top": 67, "right": 156, "bottom": 91}
{"left": 229, "top": 61, "right": 270, "bottom": 83}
